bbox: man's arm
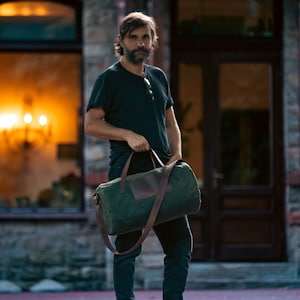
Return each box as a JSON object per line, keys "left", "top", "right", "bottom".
{"left": 84, "top": 107, "right": 150, "bottom": 152}
{"left": 165, "top": 106, "right": 182, "bottom": 164}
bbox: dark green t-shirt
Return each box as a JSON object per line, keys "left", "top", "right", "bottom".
{"left": 87, "top": 62, "right": 174, "bottom": 179}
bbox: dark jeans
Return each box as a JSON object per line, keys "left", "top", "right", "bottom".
{"left": 113, "top": 216, "right": 192, "bottom": 300}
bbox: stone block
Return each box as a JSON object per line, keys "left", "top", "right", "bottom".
{"left": 29, "top": 279, "right": 67, "bottom": 292}
{"left": 287, "top": 172, "right": 300, "bottom": 186}
{"left": 0, "top": 280, "right": 22, "bottom": 293}
{"left": 137, "top": 253, "right": 164, "bottom": 268}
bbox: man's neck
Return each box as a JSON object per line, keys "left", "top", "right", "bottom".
{"left": 120, "top": 57, "right": 144, "bottom": 77}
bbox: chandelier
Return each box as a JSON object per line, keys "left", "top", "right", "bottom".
{"left": 0, "top": 97, "right": 51, "bottom": 149}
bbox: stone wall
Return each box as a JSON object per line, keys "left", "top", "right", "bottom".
{"left": 0, "top": 0, "right": 120, "bottom": 292}
{"left": 284, "top": 0, "right": 300, "bottom": 267}
{"left": 0, "top": 221, "right": 106, "bottom": 291}
{"left": 1, "top": 0, "right": 300, "bottom": 293}
{"left": 0, "top": 0, "right": 173, "bottom": 292}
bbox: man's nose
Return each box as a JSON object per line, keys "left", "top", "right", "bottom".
{"left": 136, "top": 39, "right": 145, "bottom": 47}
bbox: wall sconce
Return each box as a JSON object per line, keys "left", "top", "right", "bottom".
{"left": 0, "top": 98, "right": 51, "bottom": 149}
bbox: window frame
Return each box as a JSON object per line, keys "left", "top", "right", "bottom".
{"left": 0, "top": 0, "right": 85, "bottom": 220}
{"left": 0, "top": 0, "right": 82, "bottom": 49}
{"left": 170, "top": 0, "right": 283, "bottom": 52}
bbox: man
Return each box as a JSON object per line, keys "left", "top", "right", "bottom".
{"left": 85, "top": 12, "right": 192, "bottom": 300}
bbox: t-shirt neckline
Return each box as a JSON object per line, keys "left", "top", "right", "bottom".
{"left": 117, "top": 61, "right": 149, "bottom": 79}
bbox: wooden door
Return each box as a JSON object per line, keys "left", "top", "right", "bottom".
{"left": 175, "top": 52, "right": 285, "bottom": 262}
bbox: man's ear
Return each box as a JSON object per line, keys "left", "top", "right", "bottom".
{"left": 117, "top": 34, "right": 123, "bottom": 47}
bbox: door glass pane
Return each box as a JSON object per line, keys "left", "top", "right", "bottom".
{"left": 220, "top": 63, "right": 271, "bottom": 186}
{"left": 177, "top": 0, "right": 274, "bottom": 37}
{"left": 0, "top": 53, "right": 82, "bottom": 212}
{"left": 0, "top": 1, "right": 76, "bottom": 41}
{"left": 178, "top": 63, "right": 203, "bottom": 187}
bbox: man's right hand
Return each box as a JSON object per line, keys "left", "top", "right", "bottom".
{"left": 125, "top": 131, "right": 150, "bottom": 152}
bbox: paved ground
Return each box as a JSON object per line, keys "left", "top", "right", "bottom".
{"left": 0, "top": 289, "right": 300, "bottom": 300}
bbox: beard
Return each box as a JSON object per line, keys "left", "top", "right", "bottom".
{"left": 123, "top": 46, "right": 152, "bottom": 65}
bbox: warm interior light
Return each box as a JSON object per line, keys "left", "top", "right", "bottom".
{"left": 35, "top": 6, "right": 47, "bottom": 16}
{"left": 20, "top": 7, "right": 31, "bottom": 16}
{"left": 38, "top": 115, "right": 47, "bottom": 126}
{"left": 0, "top": 2, "right": 62, "bottom": 17}
{"left": 24, "top": 113, "right": 33, "bottom": 124}
{"left": 0, "top": 4, "right": 15, "bottom": 16}
{"left": 0, "top": 113, "right": 17, "bottom": 129}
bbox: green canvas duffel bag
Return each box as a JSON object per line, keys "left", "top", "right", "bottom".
{"left": 93, "top": 149, "right": 201, "bottom": 255}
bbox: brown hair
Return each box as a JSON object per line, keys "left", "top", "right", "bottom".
{"left": 114, "top": 12, "right": 159, "bottom": 57}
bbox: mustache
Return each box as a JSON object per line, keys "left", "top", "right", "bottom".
{"left": 133, "top": 48, "right": 150, "bottom": 55}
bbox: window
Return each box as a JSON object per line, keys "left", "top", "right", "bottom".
{"left": 176, "top": 0, "right": 274, "bottom": 38}
{"left": 220, "top": 63, "right": 271, "bottom": 186}
{"left": 0, "top": 1, "right": 83, "bottom": 217}
{"left": 0, "top": 1, "right": 78, "bottom": 41}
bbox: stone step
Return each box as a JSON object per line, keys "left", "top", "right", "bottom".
{"left": 143, "top": 263, "right": 300, "bottom": 290}
{"left": 188, "top": 262, "right": 297, "bottom": 280}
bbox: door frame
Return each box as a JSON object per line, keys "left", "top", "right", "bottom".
{"left": 172, "top": 50, "right": 285, "bottom": 261}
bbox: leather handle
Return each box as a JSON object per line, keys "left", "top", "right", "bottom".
{"left": 120, "top": 149, "right": 164, "bottom": 193}
{"left": 94, "top": 155, "right": 177, "bottom": 255}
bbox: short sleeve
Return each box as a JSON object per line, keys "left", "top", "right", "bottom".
{"left": 160, "top": 70, "right": 174, "bottom": 109}
{"left": 86, "top": 73, "right": 110, "bottom": 112}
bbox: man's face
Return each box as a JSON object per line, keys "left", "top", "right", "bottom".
{"left": 121, "top": 25, "right": 153, "bottom": 65}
